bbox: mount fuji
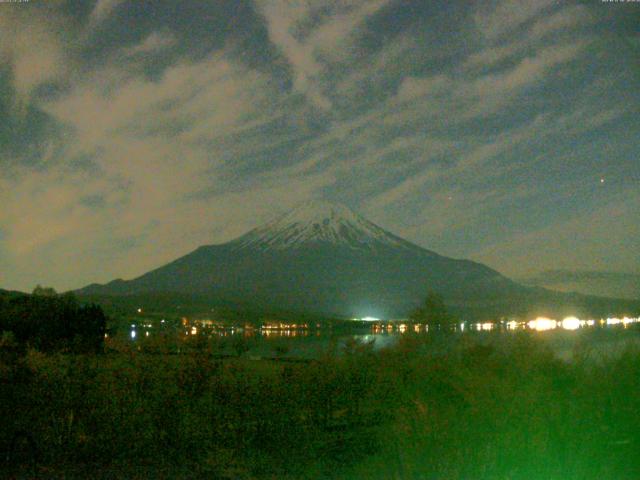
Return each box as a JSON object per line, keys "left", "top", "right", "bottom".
{"left": 77, "top": 201, "right": 633, "bottom": 319}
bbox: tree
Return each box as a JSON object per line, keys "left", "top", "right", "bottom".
{"left": 409, "top": 292, "right": 456, "bottom": 330}
{"left": 32, "top": 285, "right": 58, "bottom": 297}
{"left": 0, "top": 291, "right": 107, "bottom": 353}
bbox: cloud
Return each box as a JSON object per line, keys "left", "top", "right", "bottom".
{"left": 89, "top": 0, "right": 126, "bottom": 28}
{"left": 475, "top": 0, "right": 556, "bottom": 41}
{"left": 0, "top": 166, "right": 124, "bottom": 257}
{"left": 363, "top": 113, "right": 545, "bottom": 217}
{"left": 464, "top": 42, "right": 587, "bottom": 117}
{"left": 396, "top": 75, "right": 450, "bottom": 103}
{"left": 41, "top": 49, "right": 282, "bottom": 157}
{"left": 464, "top": 4, "right": 593, "bottom": 72}
{"left": 0, "top": 43, "right": 333, "bottom": 288}
{"left": 471, "top": 187, "right": 640, "bottom": 276}
{"left": 394, "top": 40, "right": 587, "bottom": 120}
{"left": 255, "top": 0, "right": 389, "bottom": 110}
{"left": 0, "top": 9, "right": 68, "bottom": 110}
{"left": 463, "top": 40, "right": 524, "bottom": 71}
{"left": 123, "top": 31, "right": 178, "bottom": 57}
{"left": 528, "top": 5, "right": 594, "bottom": 41}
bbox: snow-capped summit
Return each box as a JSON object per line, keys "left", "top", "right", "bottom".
{"left": 235, "top": 200, "right": 410, "bottom": 251}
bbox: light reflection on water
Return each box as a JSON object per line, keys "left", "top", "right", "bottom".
{"left": 125, "top": 315, "right": 640, "bottom": 359}
{"left": 129, "top": 315, "right": 640, "bottom": 339}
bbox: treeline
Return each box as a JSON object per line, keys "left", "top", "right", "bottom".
{"left": 0, "top": 286, "right": 106, "bottom": 353}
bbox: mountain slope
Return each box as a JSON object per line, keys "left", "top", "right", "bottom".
{"left": 519, "top": 270, "right": 639, "bottom": 300}
{"left": 77, "top": 201, "right": 638, "bottom": 319}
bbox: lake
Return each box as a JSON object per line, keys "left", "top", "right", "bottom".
{"left": 124, "top": 316, "right": 640, "bottom": 361}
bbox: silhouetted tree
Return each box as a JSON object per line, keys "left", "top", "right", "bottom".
{"left": 32, "top": 285, "right": 58, "bottom": 297}
{"left": 0, "top": 289, "right": 106, "bottom": 353}
{"left": 409, "top": 291, "right": 456, "bottom": 330}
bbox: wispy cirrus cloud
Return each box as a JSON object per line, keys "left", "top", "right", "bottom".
{"left": 123, "top": 31, "right": 178, "bottom": 57}
{"left": 88, "top": 0, "right": 126, "bottom": 30}
{"left": 474, "top": 0, "right": 556, "bottom": 41}
{"left": 472, "top": 186, "right": 640, "bottom": 276}
{"left": 255, "top": 0, "right": 389, "bottom": 110}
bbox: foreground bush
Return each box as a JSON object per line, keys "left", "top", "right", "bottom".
{"left": 1, "top": 331, "right": 639, "bottom": 479}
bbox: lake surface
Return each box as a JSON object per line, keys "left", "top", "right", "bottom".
{"left": 125, "top": 317, "right": 640, "bottom": 361}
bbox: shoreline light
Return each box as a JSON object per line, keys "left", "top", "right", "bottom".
{"left": 528, "top": 317, "right": 557, "bottom": 332}
{"left": 561, "top": 316, "right": 581, "bottom": 331}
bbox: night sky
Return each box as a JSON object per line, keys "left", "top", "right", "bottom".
{"left": 0, "top": 0, "right": 638, "bottom": 292}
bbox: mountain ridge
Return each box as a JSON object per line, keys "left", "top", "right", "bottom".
{"left": 76, "top": 201, "right": 639, "bottom": 319}
{"left": 519, "top": 269, "right": 639, "bottom": 300}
